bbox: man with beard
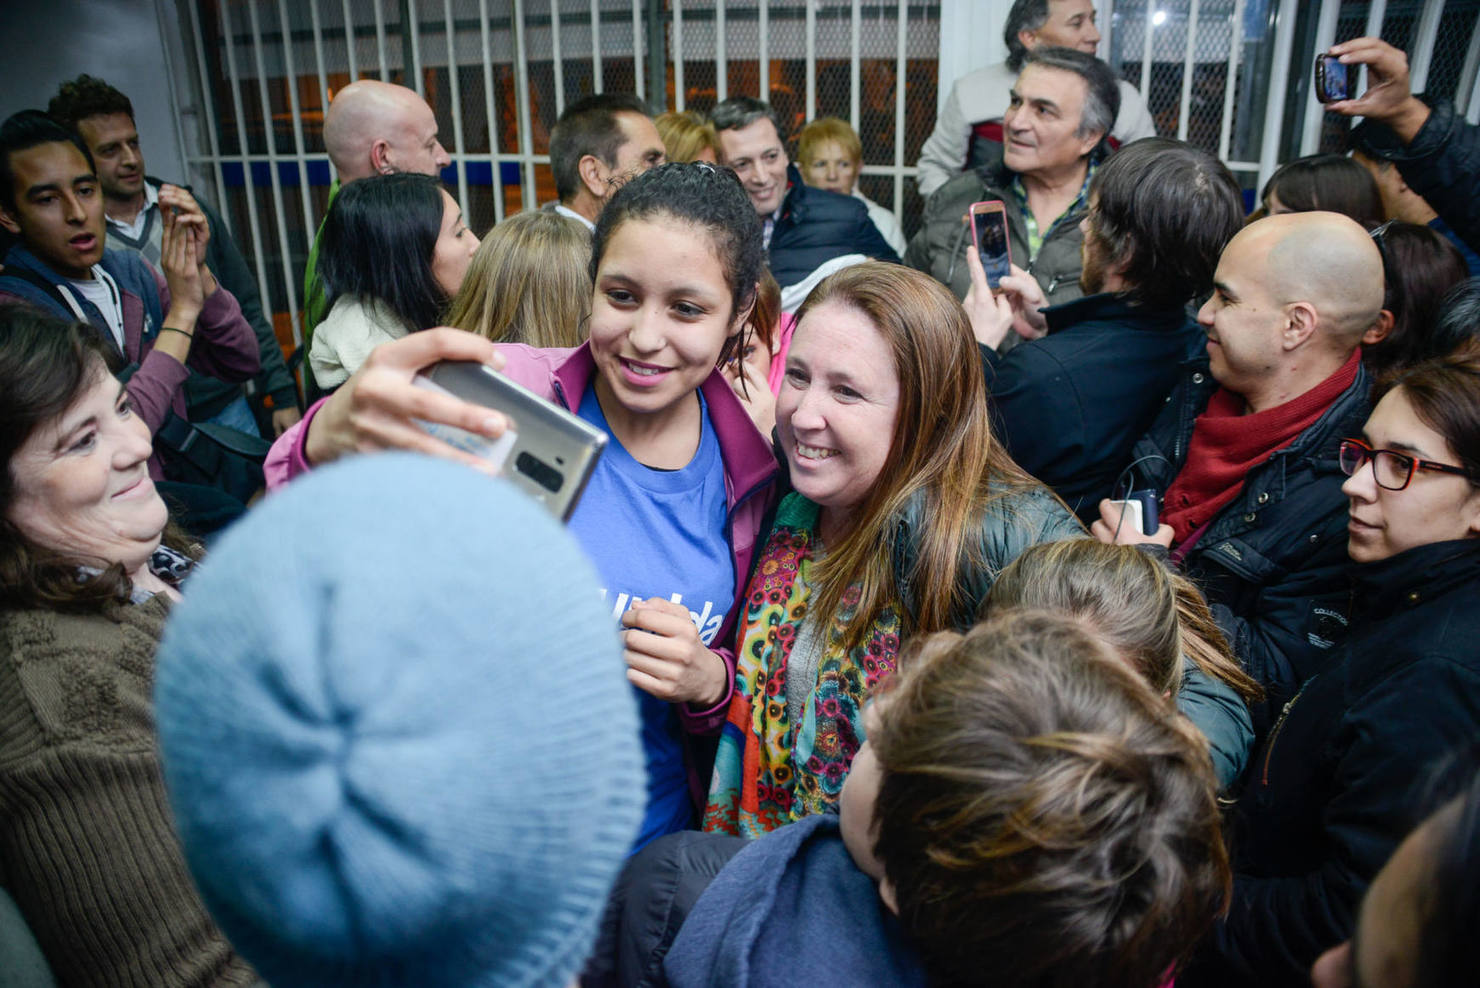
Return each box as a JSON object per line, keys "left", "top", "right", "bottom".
{"left": 966, "top": 137, "right": 1243, "bottom": 525}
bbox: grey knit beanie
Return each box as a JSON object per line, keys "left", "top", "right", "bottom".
{"left": 155, "top": 453, "right": 643, "bottom": 988}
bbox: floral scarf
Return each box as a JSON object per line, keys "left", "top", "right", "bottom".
{"left": 703, "top": 494, "right": 901, "bottom": 837}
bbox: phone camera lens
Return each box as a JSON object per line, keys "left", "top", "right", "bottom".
{"left": 515, "top": 451, "right": 565, "bottom": 494}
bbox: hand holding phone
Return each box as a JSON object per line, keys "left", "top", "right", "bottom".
{"left": 1107, "top": 489, "right": 1160, "bottom": 537}
{"left": 969, "top": 200, "right": 1012, "bottom": 293}
{"left": 416, "top": 361, "right": 608, "bottom": 521}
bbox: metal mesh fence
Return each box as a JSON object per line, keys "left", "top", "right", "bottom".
{"left": 175, "top": 0, "right": 1477, "bottom": 342}
{"left": 180, "top": 0, "right": 941, "bottom": 341}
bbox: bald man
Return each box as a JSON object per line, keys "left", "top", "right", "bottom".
{"left": 303, "top": 81, "right": 451, "bottom": 374}
{"left": 1092, "top": 211, "right": 1383, "bottom": 740}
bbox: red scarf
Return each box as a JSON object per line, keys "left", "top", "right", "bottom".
{"left": 1162, "top": 350, "right": 1361, "bottom": 545}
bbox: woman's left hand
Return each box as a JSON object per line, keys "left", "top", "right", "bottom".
{"left": 622, "top": 598, "right": 729, "bottom": 708}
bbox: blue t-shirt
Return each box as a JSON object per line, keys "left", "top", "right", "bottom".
{"left": 568, "top": 383, "right": 735, "bottom": 849}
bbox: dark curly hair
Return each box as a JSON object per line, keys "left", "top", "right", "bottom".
{"left": 872, "top": 611, "right": 1230, "bottom": 988}
{"left": 48, "top": 74, "right": 135, "bottom": 130}
{"left": 590, "top": 161, "right": 764, "bottom": 349}
{"left": 0, "top": 307, "right": 196, "bottom": 612}
{"left": 319, "top": 171, "right": 451, "bottom": 334}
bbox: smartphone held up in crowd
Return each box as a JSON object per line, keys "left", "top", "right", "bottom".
{"left": 970, "top": 200, "right": 1013, "bottom": 293}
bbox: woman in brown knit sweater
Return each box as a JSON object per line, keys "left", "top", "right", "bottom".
{"left": 0, "top": 308, "right": 258, "bottom": 988}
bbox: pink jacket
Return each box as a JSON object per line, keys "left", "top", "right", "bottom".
{"left": 265, "top": 342, "right": 780, "bottom": 740}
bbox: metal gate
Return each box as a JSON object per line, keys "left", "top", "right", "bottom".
{"left": 166, "top": 0, "right": 1480, "bottom": 350}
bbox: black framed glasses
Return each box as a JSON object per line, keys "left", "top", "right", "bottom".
{"left": 1370, "top": 220, "right": 1401, "bottom": 314}
{"left": 1338, "top": 438, "right": 1471, "bottom": 491}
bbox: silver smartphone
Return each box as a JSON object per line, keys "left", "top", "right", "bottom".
{"left": 414, "top": 360, "right": 607, "bottom": 521}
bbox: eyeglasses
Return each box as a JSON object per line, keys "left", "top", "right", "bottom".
{"left": 1338, "top": 438, "right": 1471, "bottom": 491}
{"left": 1370, "top": 220, "right": 1401, "bottom": 313}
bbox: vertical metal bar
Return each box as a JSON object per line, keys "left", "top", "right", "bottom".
{"left": 217, "top": 1, "right": 274, "bottom": 334}
{"left": 552, "top": 0, "right": 567, "bottom": 116}
{"left": 445, "top": 0, "right": 469, "bottom": 216}
{"left": 246, "top": 0, "right": 304, "bottom": 345}
{"left": 1363, "top": 0, "right": 1386, "bottom": 40}
{"left": 478, "top": 0, "right": 506, "bottom": 222}
{"left": 151, "top": 0, "right": 193, "bottom": 193}
{"left": 1177, "top": 0, "right": 1201, "bottom": 141}
{"left": 276, "top": 0, "right": 316, "bottom": 259}
{"left": 513, "top": 0, "right": 537, "bottom": 208}
{"left": 894, "top": 0, "right": 906, "bottom": 219}
{"left": 341, "top": 0, "right": 361, "bottom": 80}
{"left": 1138, "top": 4, "right": 1155, "bottom": 96}
{"left": 805, "top": 0, "right": 817, "bottom": 121}
{"left": 373, "top": 0, "right": 391, "bottom": 79}
{"left": 591, "top": 0, "right": 603, "bottom": 93}
{"left": 1299, "top": 0, "right": 1343, "bottom": 155}
{"left": 1256, "top": 0, "right": 1300, "bottom": 193}
{"left": 309, "top": 0, "right": 332, "bottom": 117}
{"left": 183, "top": 0, "right": 232, "bottom": 237}
{"left": 674, "top": 0, "right": 685, "bottom": 111}
{"left": 405, "top": 0, "right": 424, "bottom": 94}
{"left": 850, "top": 0, "right": 861, "bottom": 132}
{"left": 1469, "top": 59, "right": 1480, "bottom": 125}
{"left": 645, "top": 0, "right": 663, "bottom": 108}
{"left": 1097, "top": 0, "right": 1114, "bottom": 66}
{"left": 632, "top": 0, "right": 644, "bottom": 99}
{"left": 716, "top": 0, "right": 726, "bottom": 102}
{"left": 1457, "top": 7, "right": 1480, "bottom": 117}
{"left": 759, "top": 0, "right": 769, "bottom": 100}
{"left": 1408, "top": 0, "right": 1444, "bottom": 94}
{"left": 1218, "top": 0, "right": 1245, "bottom": 162}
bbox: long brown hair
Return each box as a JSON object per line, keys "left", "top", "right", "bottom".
{"left": 985, "top": 540, "right": 1263, "bottom": 703}
{"left": 444, "top": 210, "right": 592, "bottom": 349}
{"left": 794, "top": 262, "right": 1033, "bottom": 648}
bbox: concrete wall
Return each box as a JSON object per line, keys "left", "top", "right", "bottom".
{"left": 1, "top": 0, "right": 189, "bottom": 187}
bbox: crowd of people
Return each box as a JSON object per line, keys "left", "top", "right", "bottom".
{"left": 2, "top": 0, "right": 1480, "bottom": 983}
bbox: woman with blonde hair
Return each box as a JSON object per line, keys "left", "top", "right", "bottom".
{"left": 444, "top": 209, "right": 591, "bottom": 349}
{"left": 654, "top": 110, "right": 719, "bottom": 164}
{"left": 703, "top": 261, "right": 1082, "bottom": 837}
{"left": 984, "top": 539, "right": 1263, "bottom": 787}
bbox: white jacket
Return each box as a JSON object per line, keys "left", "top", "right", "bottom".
{"left": 915, "top": 61, "right": 1158, "bottom": 198}
{"left": 308, "top": 295, "right": 413, "bottom": 388}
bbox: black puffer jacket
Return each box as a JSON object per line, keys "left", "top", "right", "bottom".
{"left": 1186, "top": 539, "right": 1480, "bottom": 987}
{"left": 1374, "top": 97, "right": 1480, "bottom": 255}
{"left": 981, "top": 292, "right": 1205, "bottom": 523}
{"left": 1125, "top": 357, "right": 1371, "bottom": 738}
{"left": 767, "top": 165, "right": 900, "bottom": 288}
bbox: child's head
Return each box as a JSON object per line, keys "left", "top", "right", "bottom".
{"left": 841, "top": 611, "right": 1229, "bottom": 988}
{"left": 444, "top": 209, "right": 591, "bottom": 348}
{"left": 985, "top": 539, "right": 1184, "bottom": 694}
{"left": 983, "top": 539, "right": 1263, "bottom": 704}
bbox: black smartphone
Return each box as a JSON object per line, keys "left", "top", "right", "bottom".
{"left": 970, "top": 200, "right": 1012, "bottom": 292}
{"left": 1314, "top": 54, "right": 1353, "bottom": 103}
{"left": 414, "top": 361, "right": 608, "bottom": 522}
